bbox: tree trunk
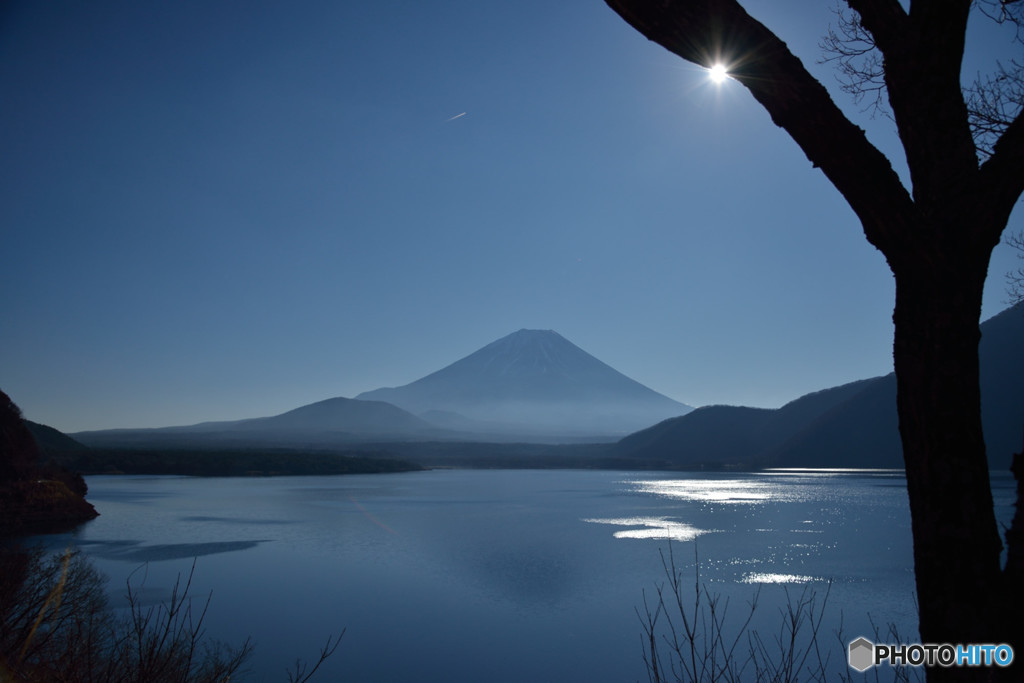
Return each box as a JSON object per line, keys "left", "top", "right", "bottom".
{"left": 891, "top": 243, "right": 1009, "bottom": 679}
{"left": 599, "top": 3, "right": 1024, "bottom": 676}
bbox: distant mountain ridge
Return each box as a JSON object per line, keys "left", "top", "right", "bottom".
{"left": 73, "top": 397, "right": 448, "bottom": 448}
{"left": 616, "top": 303, "right": 1024, "bottom": 470}
{"left": 216, "top": 397, "right": 435, "bottom": 434}
{"left": 357, "top": 329, "right": 692, "bottom": 437}
{"left": 73, "top": 329, "right": 692, "bottom": 446}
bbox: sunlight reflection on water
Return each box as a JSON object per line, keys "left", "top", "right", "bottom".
{"left": 626, "top": 478, "right": 778, "bottom": 503}
{"left": 603, "top": 472, "right": 909, "bottom": 586}
{"left": 741, "top": 572, "right": 822, "bottom": 584}
{"left": 762, "top": 468, "right": 906, "bottom": 476}
{"left": 581, "top": 516, "right": 714, "bottom": 541}
{"left": 623, "top": 470, "right": 905, "bottom": 505}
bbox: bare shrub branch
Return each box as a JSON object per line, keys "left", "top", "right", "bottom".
{"left": 0, "top": 546, "right": 345, "bottom": 682}
{"left": 639, "top": 543, "right": 835, "bottom": 683}
{"left": 286, "top": 631, "right": 345, "bottom": 683}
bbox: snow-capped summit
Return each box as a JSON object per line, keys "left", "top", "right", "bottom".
{"left": 356, "top": 329, "right": 691, "bottom": 438}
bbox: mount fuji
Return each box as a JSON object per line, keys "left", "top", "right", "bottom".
{"left": 357, "top": 329, "right": 692, "bottom": 438}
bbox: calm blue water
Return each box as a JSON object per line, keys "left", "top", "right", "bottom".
{"left": 27, "top": 469, "right": 1017, "bottom": 682}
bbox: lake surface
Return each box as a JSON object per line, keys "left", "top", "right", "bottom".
{"left": 26, "top": 468, "right": 1017, "bottom": 681}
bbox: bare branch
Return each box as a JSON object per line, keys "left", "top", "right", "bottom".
{"left": 287, "top": 631, "right": 345, "bottom": 683}
{"left": 819, "top": 4, "right": 889, "bottom": 118}
{"left": 1005, "top": 231, "right": 1024, "bottom": 304}
{"left": 977, "top": 0, "right": 1024, "bottom": 42}
{"left": 978, "top": 103, "right": 1024, "bottom": 231}
{"left": 967, "top": 59, "right": 1024, "bottom": 158}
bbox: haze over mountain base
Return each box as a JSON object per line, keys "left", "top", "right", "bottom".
{"left": 74, "top": 329, "right": 693, "bottom": 446}
{"left": 61, "top": 306, "right": 1024, "bottom": 471}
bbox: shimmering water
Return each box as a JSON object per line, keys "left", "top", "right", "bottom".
{"left": 26, "top": 468, "right": 1017, "bottom": 681}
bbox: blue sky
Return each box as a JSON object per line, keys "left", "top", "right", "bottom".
{"left": 2, "top": 1, "right": 1021, "bottom": 432}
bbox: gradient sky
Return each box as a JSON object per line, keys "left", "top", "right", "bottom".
{"left": 3, "top": 1, "right": 1022, "bottom": 433}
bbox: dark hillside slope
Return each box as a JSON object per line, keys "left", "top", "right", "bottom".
{"left": 616, "top": 302, "right": 1024, "bottom": 470}
{"left": 1, "top": 389, "right": 97, "bottom": 532}
{"left": 977, "top": 303, "right": 1024, "bottom": 467}
{"left": 615, "top": 379, "right": 883, "bottom": 467}
{"left": 25, "top": 421, "right": 90, "bottom": 456}
{"left": 767, "top": 375, "right": 899, "bottom": 468}
{"left": 773, "top": 304, "right": 1024, "bottom": 469}
{"left": 615, "top": 406, "right": 773, "bottom": 467}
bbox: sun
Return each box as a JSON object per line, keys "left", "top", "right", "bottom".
{"left": 708, "top": 63, "right": 729, "bottom": 83}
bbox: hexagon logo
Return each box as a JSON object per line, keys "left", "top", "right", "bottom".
{"left": 848, "top": 637, "right": 875, "bottom": 672}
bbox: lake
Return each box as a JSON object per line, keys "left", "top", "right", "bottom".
{"left": 24, "top": 468, "right": 1018, "bottom": 681}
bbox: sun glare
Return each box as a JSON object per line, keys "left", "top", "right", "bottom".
{"left": 708, "top": 63, "right": 728, "bottom": 83}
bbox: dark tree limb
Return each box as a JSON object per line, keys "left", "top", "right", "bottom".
{"left": 604, "top": 0, "right": 915, "bottom": 260}
{"left": 844, "top": 0, "right": 909, "bottom": 51}
{"left": 979, "top": 108, "right": 1024, "bottom": 227}
{"left": 876, "top": 2, "right": 980, "bottom": 210}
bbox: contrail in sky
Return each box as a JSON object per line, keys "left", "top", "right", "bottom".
{"left": 445, "top": 112, "right": 467, "bottom": 122}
